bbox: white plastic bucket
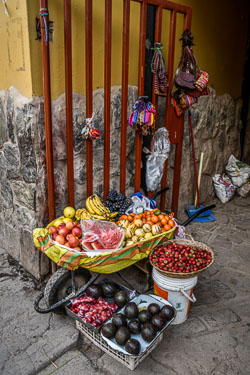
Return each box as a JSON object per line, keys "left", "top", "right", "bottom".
{"left": 152, "top": 268, "right": 198, "bottom": 324}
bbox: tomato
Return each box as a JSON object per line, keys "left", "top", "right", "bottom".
{"left": 142, "top": 217, "right": 147, "bottom": 224}
{"left": 164, "top": 224, "right": 172, "bottom": 231}
{"left": 128, "top": 215, "right": 134, "bottom": 222}
{"left": 161, "top": 218, "right": 168, "bottom": 225}
{"left": 119, "top": 215, "right": 127, "bottom": 220}
{"left": 134, "top": 214, "right": 141, "bottom": 220}
{"left": 154, "top": 209, "right": 161, "bottom": 216}
{"left": 168, "top": 219, "right": 175, "bottom": 228}
{"left": 151, "top": 215, "right": 159, "bottom": 223}
{"left": 158, "top": 214, "right": 164, "bottom": 221}
{"left": 146, "top": 220, "right": 153, "bottom": 226}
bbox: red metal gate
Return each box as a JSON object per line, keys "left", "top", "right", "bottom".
{"left": 39, "top": 0, "right": 192, "bottom": 223}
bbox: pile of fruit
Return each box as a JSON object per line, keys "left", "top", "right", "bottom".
{"left": 48, "top": 207, "right": 83, "bottom": 250}
{"left": 101, "top": 299, "right": 175, "bottom": 355}
{"left": 117, "top": 209, "right": 175, "bottom": 247}
{"left": 150, "top": 242, "right": 212, "bottom": 274}
{"left": 69, "top": 281, "right": 128, "bottom": 328}
{"left": 76, "top": 194, "right": 118, "bottom": 221}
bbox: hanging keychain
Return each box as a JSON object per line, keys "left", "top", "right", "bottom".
{"left": 81, "top": 112, "right": 100, "bottom": 141}
{"left": 151, "top": 43, "right": 169, "bottom": 96}
{"left": 128, "top": 97, "right": 156, "bottom": 136}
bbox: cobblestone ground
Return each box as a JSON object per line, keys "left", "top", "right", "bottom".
{"left": 0, "top": 196, "right": 249, "bottom": 375}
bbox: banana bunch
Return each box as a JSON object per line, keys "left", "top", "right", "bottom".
{"left": 75, "top": 208, "right": 91, "bottom": 220}
{"left": 86, "top": 194, "right": 118, "bottom": 221}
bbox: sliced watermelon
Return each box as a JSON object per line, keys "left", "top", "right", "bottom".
{"left": 82, "top": 240, "right": 94, "bottom": 250}
{"left": 91, "top": 240, "right": 105, "bottom": 250}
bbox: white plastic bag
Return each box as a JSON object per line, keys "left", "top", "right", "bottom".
{"left": 237, "top": 181, "right": 250, "bottom": 198}
{"left": 144, "top": 128, "right": 170, "bottom": 191}
{"left": 225, "top": 155, "right": 250, "bottom": 188}
{"left": 212, "top": 173, "right": 236, "bottom": 203}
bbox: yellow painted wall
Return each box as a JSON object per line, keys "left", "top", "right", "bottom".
{"left": 1, "top": 1, "right": 249, "bottom": 99}
{"left": 0, "top": 0, "right": 32, "bottom": 96}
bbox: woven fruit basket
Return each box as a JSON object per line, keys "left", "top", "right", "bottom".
{"left": 149, "top": 236, "right": 214, "bottom": 279}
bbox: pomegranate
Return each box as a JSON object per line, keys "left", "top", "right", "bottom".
{"left": 48, "top": 225, "right": 57, "bottom": 234}
{"left": 55, "top": 235, "right": 65, "bottom": 245}
{"left": 72, "top": 227, "right": 82, "bottom": 238}
{"left": 65, "top": 220, "right": 75, "bottom": 230}
{"left": 68, "top": 236, "right": 79, "bottom": 248}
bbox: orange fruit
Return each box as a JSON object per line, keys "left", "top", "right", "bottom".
{"left": 168, "top": 219, "right": 175, "bottom": 228}
{"left": 151, "top": 215, "right": 159, "bottom": 223}
{"left": 164, "top": 224, "right": 172, "bottom": 231}
{"left": 161, "top": 218, "right": 168, "bottom": 226}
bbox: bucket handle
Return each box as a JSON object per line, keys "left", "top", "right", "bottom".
{"left": 180, "top": 288, "right": 196, "bottom": 303}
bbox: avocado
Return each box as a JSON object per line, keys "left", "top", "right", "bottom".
{"left": 101, "top": 281, "right": 117, "bottom": 297}
{"left": 151, "top": 314, "right": 166, "bottom": 330}
{"left": 114, "top": 291, "right": 128, "bottom": 307}
{"left": 86, "top": 284, "right": 103, "bottom": 299}
{"left": 128, "top": 319, "right": 141, "bottom": 334}
{"left": 101, "top": 323, "right": 117, "bottom": 339}
{"left": 125, "top": 339, "right": 141, "bottom": 355}
{"left": 115, "top": 326, "right": 131, "bottom": 346}
{"left": 124, "top": 302, "right": 139, "bottom": 319}
{"left": 160, "top": 305, "right": 175, "bottom": 320}
{"left": 138, "top": 309, "right": 151, "bottom": 323}
{"left": 148, "top": 303, "right": 160, "bottom": 315}
{"left": 112, "top": 313, "right": 127, "bottom": 328}
{"left": 141, "top": 323, "right": 156, "bottom": 342}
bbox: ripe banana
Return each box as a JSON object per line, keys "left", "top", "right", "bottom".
{"left": 86, "top": 197, "right": 96, "bottom": 214}
{"left": 91, "top": 195, "right": 110, "bottom": 215}
{"left": 89, "top": 213, "right": 107, "bottom": 221}
{"left": 75, "top": 208, "right": 91, "bottom": 220}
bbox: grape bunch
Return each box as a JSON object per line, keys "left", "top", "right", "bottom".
{"left": 104, "top": 190, "right": 133, "bottom": 218}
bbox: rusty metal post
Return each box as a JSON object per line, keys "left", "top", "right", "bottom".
{"left": 64, "top": 0, "right": 74, "bottom": 207}
{"left": 40, "top": 0, "right": 56, "bottom": 273}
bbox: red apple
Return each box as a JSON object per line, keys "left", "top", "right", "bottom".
{"left": 72, "top": 227, "right": 82, "bottom": 238}
{"left": 58, "top": 223, "right": 66, "bottom": 230}
{"left": 55, "top": 235, "right": 65, "bottom": 245}
{"left": 68, "top": 237, "right": 79, "bottom": 247}
{"left": 66, "top": 233, "right": 75, "bottom": 241}
{"left": 73, "top": 247, "right": 81, "bottom": 251}
{"left": 48, "top": 225, "right": 57, "bottom": 234}
{"left": 65, "top": 220, "right": 74, "bottom": 230}
{"left": 52, "top": 233, "right": 58, "bottom": 241}
{"left": 58, "top": 227, "right": 70, "bottom": 237}
{"left": 64, "top": 242, "right": 71, "bottom": 248}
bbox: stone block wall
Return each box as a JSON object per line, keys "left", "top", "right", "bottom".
{"left": 0, "top": 86, "right": 242, "bottom": 279}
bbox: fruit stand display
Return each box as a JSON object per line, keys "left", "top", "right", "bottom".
{"left": 33, "top": 190, "right": 176, "bottom": 274}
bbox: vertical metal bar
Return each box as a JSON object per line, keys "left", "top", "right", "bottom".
{"left": 134, "top": 1, "right": 147, "bottom": 193}
{"left": 40, "top": 0, "right": 56, "bottom": 273}
{"left": 160, "top": 9, "right": 176, "bottom": 212}
{"left": 104, "top": 0, "right": 112, "bottom": 199}
{"left": 64, "top": 0, "right": 74, "bottom": 207}
{"left": 171, "top": 10, "right": 192, "bottom": 216}
{"left": 85, "top": 0, "right": 93, "bottom": 197}
{"left": 120, "top": 0, "right": 130, "bottom": 194}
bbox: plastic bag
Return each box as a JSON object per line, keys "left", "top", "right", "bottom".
{"left": 212, "top": 174, "right": 236, "bottom": 203}
{"left": 237, "top": 181, "right": 250, "bottom": 198}
{"left": 125, "top": 194, "right": 155, "bottom": 215}
{"left": 81, "top": 220, "right": 125, "bottom": 253}
{"left": 225, "top": 155, "right": 250, "bottom": 188}
{"left": 144, "top": 128, "right": 171, "bottom": 191}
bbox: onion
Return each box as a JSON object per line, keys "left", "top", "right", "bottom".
{"left": 58, "top": 227, "right": 70, "bottom": 237}
{"left": 69, "top": 236, "right": 79, "bottom": 247}
{"left": 65, "top": 221, "right": 74, "bottom": 230}
{"left": 72, "top": 227, "right": 82, "bottom": 238}
{"left": 55, "top": 235, "right": 65, "bottom": 245}
{"left": 48, "top": 226, "right": 57, "bottom": 234}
